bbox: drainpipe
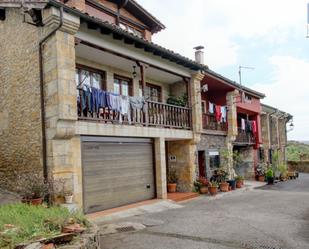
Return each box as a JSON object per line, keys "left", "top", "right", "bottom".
{"left": 39, "top": 7, "right": 64, "bottom": 180}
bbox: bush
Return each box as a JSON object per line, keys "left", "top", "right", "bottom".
{"left": 266, "top": 168, "right": 274, "bottom": 178}
{"left": 0, "top": 203, "right": 88, "bottom": 248}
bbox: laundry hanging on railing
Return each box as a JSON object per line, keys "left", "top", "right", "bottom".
{"left": 119, "top": 95, "right": 131, "bottom": 124}
{"left": 208, "top": 101, "right": 214, "bottom": 114}
{"left": 220, "top": 106, "right": 227, "bottom": 123}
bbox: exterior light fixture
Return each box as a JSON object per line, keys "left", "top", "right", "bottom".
{"left": 132, "top": 66, "right": 137, "bottom": 78}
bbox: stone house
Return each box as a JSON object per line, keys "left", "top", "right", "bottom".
{"left": 0, "top": 0, "right": 291, "bottom": 214}
{"left": 260, "top": 104, "right": 293, "bottom": 166}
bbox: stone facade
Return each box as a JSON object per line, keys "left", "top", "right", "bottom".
{"left": 0, "top": 9, "right": 43, "bottom": 191}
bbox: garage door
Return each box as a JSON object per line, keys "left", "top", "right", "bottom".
{"left": 82, "top": 136, "right": 155, "bottom": 214}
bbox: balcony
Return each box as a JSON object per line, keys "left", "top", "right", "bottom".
{"left": 78, "top": 99, "right": 192, "bottom": 130}
{"left": 235, "top": 128, "right": 256, "bottom": 145}
{"left": 202, "top": 113, "right": 227, "bottom": 132}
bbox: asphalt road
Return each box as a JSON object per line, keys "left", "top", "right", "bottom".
{"left": 100, "top": 174, "right": 309, "bottom": 249}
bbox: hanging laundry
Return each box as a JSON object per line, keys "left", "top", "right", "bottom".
{"left": 106, "top": 92, "right": 121, "bottom": 112}
{"left": 241, "top": 118, "right": 246, "bottom": 131}
{"left": 220, "top": 106, "right": 227, "bottom": 122}
{"left": 129, "top": 96, "right": 146, "bottom": 112}
{"left": 208, "top": 101, "right": 214, "bottom": 114}
{"left": 119, "top": 95, "right": 131, "bottom": 124}
{"left": 81, "top": 86, "right": 92, "bottom": 112}
{"left": 245, "top": 120, "right": 252, "bottom": 133}
{"left": 98, "top": 89, "right": 106, "bottom": 109}
{"left": 252, "top": 120, "right": 257, "bottom": 134}
{"left": 215, "top": 105, "right": 222, "bottom": 122}
{"left": 91, "top": 87, "right": 100, "bottom": 113}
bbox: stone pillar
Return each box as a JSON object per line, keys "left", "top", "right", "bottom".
{"left": 154, "top": 137, "right": 167, "bottom": 199}
{"left": 42, "top": 7, "right": 82, "bottom": 206}
{"left": 225, "top": 90, "right": 238, "bottom": 179}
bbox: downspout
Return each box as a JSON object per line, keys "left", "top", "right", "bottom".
{"left": 39, "top": 6, "right": 64, "bottom": 180}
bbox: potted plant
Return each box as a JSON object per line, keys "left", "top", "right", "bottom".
{"left": 52, "top": 178, "right": 66, "bottom": 204}
{"left": 167, "top": 168, "right": 177, "bottom": 193}
{"left": 198, "top": 177, "right": 209, "bottom": 194}
{"left": 235, "top": 175, "right": 244, "bottom": 188}
{"left": 256, "top": 163, "right": 266, "bottom": 182}
{"left": 208, "top": 181, "right": 218, "bottom": 196}
{"left": 64, "top": 190, "right": 74, "bottom": 204}
{"left": 17, "top": 173, "right": 49, "bottom": 205}
{"left": 278, "top": 163, "right": 288, "bottom": 181}
{"left": 266, "top": 168, "right": 274, "bottom": 185}
{"left": 216, "top": 168, "right": 229, "bottom": 192}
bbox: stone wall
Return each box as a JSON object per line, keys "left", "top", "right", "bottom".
{"left": 0, "top": 9, "right": 43, "bottom": 191}
{"left": 197, "top": 134, "right": 227, "bottom": 178}
{"left": 288, "top": 161, "right": 309, "bottom": 173}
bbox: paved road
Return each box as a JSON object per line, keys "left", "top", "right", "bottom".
{"left": 100, "top": 174, "right": 309, "bottom": 249}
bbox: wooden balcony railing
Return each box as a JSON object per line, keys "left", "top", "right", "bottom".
{"left": 78, "top": 99, "right": 192, "bottom": 130}
{"left": 235, "top": 128, "right": 256, "bottom": 144}
{"left": 202, "top": 113, "right": 228, "bottom": 131}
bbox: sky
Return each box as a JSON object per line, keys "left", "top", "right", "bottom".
{"left": 139, "top": 0, "right": 309, "bottom": 141}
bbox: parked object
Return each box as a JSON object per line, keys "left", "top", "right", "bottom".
{"left": 208, "top": 181, "right": 219, "bottom": 196}
{"left": 167, "top": 169, "right": 177, "bottom": 193}
{"left": 266, "top": 168, "right": 274, "bottom": 185}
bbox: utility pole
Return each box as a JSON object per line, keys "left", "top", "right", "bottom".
{"left": 238, "top": 65, "right": 254, "bottom": 102}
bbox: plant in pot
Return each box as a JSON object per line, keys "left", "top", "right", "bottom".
{"left": 167, "top": 168, "right": 177, "bottom": 193}
{"left": 266, "top": 167, "right": 274, "bottom": 185}
{"left": 64, "top": 190, "right": 74, "bottom": 204}
{"left": 17, "top": 173, "right": 49, "bottom": 205}
{"left": 216, "top": 168, "right": 229, "bottom": 192}
{"left": 278, "top": 163, "right": 288, "bottom": 181}
{"left": 208, "top": 181, "right": 219, "bottom": 196}
{"left": 235, "top": 175, "right": 244, "bottom": 188}
{"left": 256, "top": 163, "right": 267, "bottom": 182}
{"left": 52, "top": 178, "right": 66, "bottom": 204}
{"left": 198, "top": 177, "right": 209, "bottom": 194}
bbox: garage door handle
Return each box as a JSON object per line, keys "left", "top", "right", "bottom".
{"left": 146, "top": 184, "right": 151, "bottom": 189}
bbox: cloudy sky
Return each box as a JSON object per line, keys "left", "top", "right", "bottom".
{"left": 140, "top": 0, "right": 309, "bottom": 141}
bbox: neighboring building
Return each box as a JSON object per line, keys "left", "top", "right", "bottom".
{"left": 260, "top": 104, "right": 293, "bottom": 166}
{"left": 196, "top": 61, "right": 265, "bottom": 180}
{"left": 0, "top": 0, "right": 206, "bottom": 213}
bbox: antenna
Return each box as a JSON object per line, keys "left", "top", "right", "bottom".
{"left": 238, "top": 65, "right": 254, "bottom": 102}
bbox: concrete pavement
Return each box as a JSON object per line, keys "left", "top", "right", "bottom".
{"left": 99, "top": 174, "right": 309, "bottom": 249}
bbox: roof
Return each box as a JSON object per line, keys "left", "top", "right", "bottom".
{"left": 205, "top": 69, "right": 265, "bottom": 99}
{"left": 261, "top": 103, "right": 292, "bottom": 119}
{"left": 49, "top": 0, "right": 205, "bottom": 71}
{"left": 49, "top": 0, "right": 265, "bottom": 98}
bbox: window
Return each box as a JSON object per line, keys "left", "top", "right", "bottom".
{"left": 75, "top": 65, "right": 105, "bottom": 90}
{"left": 0, "top": 8, "right": 5, "bottom": 21}
{"left": 139, "top": 83, "right": 162, "bottom": 102}
{"left": 114, "top": 75, "right": 132, "bottom": 96}
{"left": 209, "top": 151, "right": 220, "bottom": 168}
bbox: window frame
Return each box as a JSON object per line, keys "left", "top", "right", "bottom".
{"left": 113, "top": 74, "right": 133, "bottom": 96}
{"left": 76, "top": 64, "right": 106, "bottom": 90}
{"left": 139, "top": 82, "right": 162, "bottom": 102}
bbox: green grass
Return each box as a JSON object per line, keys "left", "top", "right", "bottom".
{"left": 0, "top": 203, "right": 88, "bottom": 248}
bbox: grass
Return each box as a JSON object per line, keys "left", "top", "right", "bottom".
{"left": 0, "top": 203, "right": 89, "bottom": 248}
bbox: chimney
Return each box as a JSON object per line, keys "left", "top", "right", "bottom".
{"left": 194, "top": 46, "right": 204, "bottom": 64}
{"left": 66, "top": 0, "right": 86, "bottom": 12}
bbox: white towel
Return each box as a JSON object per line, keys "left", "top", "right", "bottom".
{"left": 208, "top": 102, "right": 214, "bottom": 114}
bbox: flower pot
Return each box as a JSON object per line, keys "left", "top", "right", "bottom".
{"left": 54, "top": 195, "right": 65, "bottom": 204}
{"left": 267, "top": 177, "right": 274, "bottom": 185}
{"left": 258, "top": 175, "right": 265, "bottom": 182}
{"left": 236, "top": 180, "right": 242, "bottom": 188}
{"left": 65, "top": 195, "right": 73, "bottom": 204}
{"left": 30, "top": 197, "right": 43, "bottom": 206}
{"left": 219, "top": 182, "right": 229, "bottom": 192}
{"left": 167, "top": 183, "right": 177, "bottom": 193}
{"left": 227, "top": 180, "right": 236, "bottom": 190}
{"left": 208, "top": 186, "right": 218, "bottom": 196}
{"left": 199, "top": 186, "right": 208, "bottom": 194}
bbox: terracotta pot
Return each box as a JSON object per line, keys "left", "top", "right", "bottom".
{"left": 258, "top": 175, "right": 265, "bottom": 182}
{"left": 167, "top": 183, "right": 177, "bottom": 193}
{"left": 30, "top": 198, "right": 43, "bottom": 206}
{"left": 219, "top": 182, "right": 229, "bottom": 192}
{"left": 43, "top": 243, "right": 55, "bottom": 249}
{"left": 236, "top": 180, "right": 242, "bottom": 188}
{"left": 199, "top": 186, "right": 208, "bottom": 194}
{"left": 208, "top": 186, "right": 218, "bottom": 196}
{"left": 65, "top": 195, "right": 74, "bottom": 204}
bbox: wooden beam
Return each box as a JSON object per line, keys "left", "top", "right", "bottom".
{"left": 137, "top": 61, "right": 146, "bottom": 96}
